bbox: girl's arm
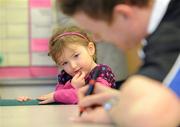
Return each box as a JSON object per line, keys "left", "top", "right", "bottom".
{"left": 96, "top": 77, "right": 113, "bottom": 87}
{"left": 53, "top": 71, "right": 113, "bottom": 104}
{"left": 54, "top": 81, "right": 78, "bottom": 104}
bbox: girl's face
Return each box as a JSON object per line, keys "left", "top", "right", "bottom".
{"left": 58, "top": 42, "right": 96, "bottom": 77}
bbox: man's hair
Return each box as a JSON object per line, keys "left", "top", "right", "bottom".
{"left": 58, "top": 0, "right": 150, "bottom": 22}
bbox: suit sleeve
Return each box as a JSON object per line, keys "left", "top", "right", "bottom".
{"left": 137, "top": 21, "right": 180, "bottom": 82}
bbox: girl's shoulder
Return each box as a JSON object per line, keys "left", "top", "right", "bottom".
{"left": 96, "top": 64, "right": 113, "bottom": 71}
{"left": 96, "top": 64, "right": 115, "bottom": 80}
{"left": 87, "top": 64, "right": 116, "bottom": 86}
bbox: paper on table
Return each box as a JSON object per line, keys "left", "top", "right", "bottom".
{"left": 6, "top": 9, "right": 28, "bottom": 24}
{"left": 29, "top": 0, "right": 51, "bottom": 8}
{"left": 31, "top": 38, "right": 49, "bottom": 52}
{"left": 31, "top": 8, "right": 52, "bottom": 38}
{"left": 7, "top": 25, "right": 28, "bottom": 38}
{"left": 2, "top": 39, "right": 29, "bottom": 53}
{"left": 0, "top": 67, "right": 58, "bottom": 78}
{"left": 8, "top": 53, "right": 30, "bottom": 66}
{"left": 31, "top": 52, "right": 55, "bottom": 66}
{"left": 0, "top": 0, "right": 28, "bottom": 8}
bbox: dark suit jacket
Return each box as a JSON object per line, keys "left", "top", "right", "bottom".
{"left": 115, "top": 0, "right": 180, "bottom": 89}
{"left": 137, "top": 0, "right": 180, "bottom": 82}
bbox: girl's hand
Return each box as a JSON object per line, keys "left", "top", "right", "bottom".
{"left": 17, "top": 96, "right": 31, "bottom": 102}
{"left": 37, "top": 92, "right": 55, "bottom": 104}
{"left": 71, "top": 71, "right": 86, "bottom": 88}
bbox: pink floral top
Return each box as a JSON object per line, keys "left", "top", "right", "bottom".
{"left": 53, "top": 64, "right": 116, "bottom": 104}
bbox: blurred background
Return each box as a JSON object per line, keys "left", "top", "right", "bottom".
{"left": 0, "top": 0, "right": 140, "bottom": 99}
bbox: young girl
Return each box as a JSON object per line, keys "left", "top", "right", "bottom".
{"left": 17, "top": 26, "right": 116, "bottom": 104}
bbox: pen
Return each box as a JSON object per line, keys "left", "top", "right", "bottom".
{"left": 79, "top": 68, "right": 100, "bottom": 116}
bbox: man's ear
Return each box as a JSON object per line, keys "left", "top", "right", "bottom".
{"left": 113, "top": 4, "right": 133, "bottom": 20}
{"left": 87, "top": 42, "right": 95, "bottom": 56}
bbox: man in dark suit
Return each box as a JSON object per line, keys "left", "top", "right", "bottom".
{"left": 58, "top": 0, "right": 180, "bottom": 126}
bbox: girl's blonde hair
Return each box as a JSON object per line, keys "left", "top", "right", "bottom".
{"left": 48, "top": 25, "right": 96, "bottom": 65}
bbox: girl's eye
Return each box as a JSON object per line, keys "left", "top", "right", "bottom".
{"left": 62, "top": 62, "right": 68, "bottom": 66}
{"left": 74, "top": 53, "right": 79, "bottom": 58}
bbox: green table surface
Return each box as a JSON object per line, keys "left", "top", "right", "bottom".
{"left": 0, "top": 99, "right": 61, "bottom": 106}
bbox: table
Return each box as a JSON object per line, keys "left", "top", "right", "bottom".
{"left": 0, "top": 105, "right": 114, "bottom": 127}
{"left": 0, "top": 99, "right": 60, "bottom": 106}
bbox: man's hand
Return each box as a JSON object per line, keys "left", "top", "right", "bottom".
{"left": 71, "top": 106, "right": 112, "bottom": 124}
{"left": 78, "top": 84, "right": 120, "bottom": 107}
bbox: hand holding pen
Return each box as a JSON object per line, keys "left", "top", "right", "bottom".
{"left": 79, "top": 69, "right": 100, "bottom": 116}
{"left": 73, "top": 83, "right": 118, "bottom": 123}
